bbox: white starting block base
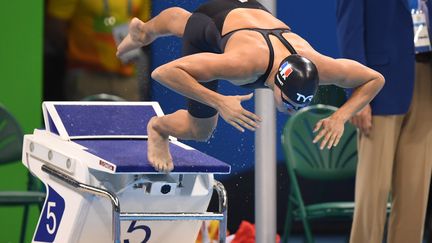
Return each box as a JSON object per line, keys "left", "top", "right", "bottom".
{"left": 23, "top": 102, "right": 230, "bottom": 243}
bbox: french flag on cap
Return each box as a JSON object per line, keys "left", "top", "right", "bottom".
{"left": 279, "top": 62, "right": 293, "bottom": 80}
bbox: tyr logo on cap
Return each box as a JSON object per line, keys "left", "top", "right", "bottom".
{"left": 296, "top": 93, "right": 313, "bottom": 103}
{"left": 279, "top": 62, "right": 293, "bottom": 81}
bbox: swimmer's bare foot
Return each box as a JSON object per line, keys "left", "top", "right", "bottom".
{"left": 117, "top": 17, "right": 155, "bottom": 57}
{"left": 147, "top": 117, "right": 174, "bottom": 173}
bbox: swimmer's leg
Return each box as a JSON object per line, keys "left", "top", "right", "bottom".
{"left": 117, "top": 7, "right": 191, "bottom": 57}
{"left": 146, "top": 10, "right": 218, "bottom": 173}
{"left": 147, "top": 110, "right": 218, "bottom": 172}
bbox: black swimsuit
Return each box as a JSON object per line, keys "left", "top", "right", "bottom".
{"left": 183, "top": 0, "right": 297, "bottom": 118}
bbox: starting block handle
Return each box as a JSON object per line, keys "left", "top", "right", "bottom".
{"left": 214, "top": 180, "right": 228, "bottom": 243}
{"left": 41, "top": 165, "right": 121, "bottom": 243}
{"left": 41, "top": 165, "right": 228, "bottom": 243}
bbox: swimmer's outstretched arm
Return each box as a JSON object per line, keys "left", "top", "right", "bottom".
{"left": 147, "top": 51, "right": 262, "bottom": 173}
{"left": 117, "top": 7, "right": 191, "bottom": 57}
{"left": 304, "top": 50, "right": 385, "bottom": 149}
{"left": 152, "top": 51, "right": 263, "bottom": 133}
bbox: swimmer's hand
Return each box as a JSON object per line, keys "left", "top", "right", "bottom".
{"left": 216, "top": 93, "right": 262, "bottom": 132}
{"left": 349, "top": 104, "right": 372, "bottom": 137}
{"left": 312, "top": 115, "right": 346, "bottom": 150}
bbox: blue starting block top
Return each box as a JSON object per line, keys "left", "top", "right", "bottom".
{"left": 42, "top": 102, "right": 231, "bottom": 174}
{"left": 75, "top": 139, "right": 230, "bottom": 173}
{"left": 44, "top": 102, "right": 160, "bottom": 138}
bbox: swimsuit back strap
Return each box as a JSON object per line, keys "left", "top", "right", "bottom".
{"left": 253, "top": 29, "right": 275, "bottom": 83}
{"left": 272, "top": 29, "right": 297, "bottom": 54}
{"left": 220, "top": 28, "right": 294, "bottom": 84}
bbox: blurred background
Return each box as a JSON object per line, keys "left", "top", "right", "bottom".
{"left": 0, "top": 0, "right": 430, "bottom": 242}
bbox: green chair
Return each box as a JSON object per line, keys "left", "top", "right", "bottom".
{"left": 281, "top": 104, "right": 359, "bottom": 243}
{"left": 0, "top": 104, "right": 46, "bottom": 243}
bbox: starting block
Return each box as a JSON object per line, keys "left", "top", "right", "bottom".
{"left": 22, "top": 102, "right": 231, "bottom": 243}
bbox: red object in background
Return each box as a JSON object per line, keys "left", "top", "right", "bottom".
{"left": 232, "top": 221, "right": 280, "bottom": 243}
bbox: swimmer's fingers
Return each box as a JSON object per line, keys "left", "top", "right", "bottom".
{"left": 228, "top": 114, "right": 259, "bottom": 132}
{"left": 242, "top": 109, "right": 262, "bottom": 123}
{"left": 313, "top": 117, "right": 345, "bottom": 149}
{"left": 313, "top": 122, "right": 327, "bottom": 144}
{"left": 313, "top": 120, "right": 323, "bottom": 133}
{"left": 319, "top": 129, "right": 333, "bottom": 150}
{"left": 231, "top": 114, "right": 259, "bottom": 132}
{"left": 330, "top": 129, "right": 344, "bottom": 148}
{"left": 239, "top": 93, "right": 262, "bottom": 123}
{"left": 326, "top": 133, "right": 339, "bottom": 149}
{"left": 219, "top": 94, "right": 261, "bottom": 132}
{"left": 333, "top": 133, "right": 342, "bottom": 147}
{"left": 239, "top": 93, "right": 254, "bottom": 102}
{"left": 228, "top": 120, "right": 245, "bottom": 133}
{"left": 235, "top": 117, "right": 256, "bottom": 131}
{"left": 239, "top": 113, "right": 260, "bottom": 129}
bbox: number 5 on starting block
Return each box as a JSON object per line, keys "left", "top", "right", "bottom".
{"left": 34, "top": 186, "right": 65, "bottom": 242}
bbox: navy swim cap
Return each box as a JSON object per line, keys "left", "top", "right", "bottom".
{"left": 274, "top": 54, "right": 319, "bottom": 111}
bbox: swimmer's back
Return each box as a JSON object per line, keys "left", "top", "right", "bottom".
{"left": 195, "top": 0, "right": 289, "bottom": 35}
{"left": 222, "top": 8, "right": 288, "bottom": 35}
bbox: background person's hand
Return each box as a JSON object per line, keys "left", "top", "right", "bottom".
{"left": 350, "top": 104, "right": 372, "bottom": 136}
{"left": 313, "top": 115, "right": 346, "bottom": 149}
{"left": 217, "top": 93, "right": 262, "bottom": 132}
